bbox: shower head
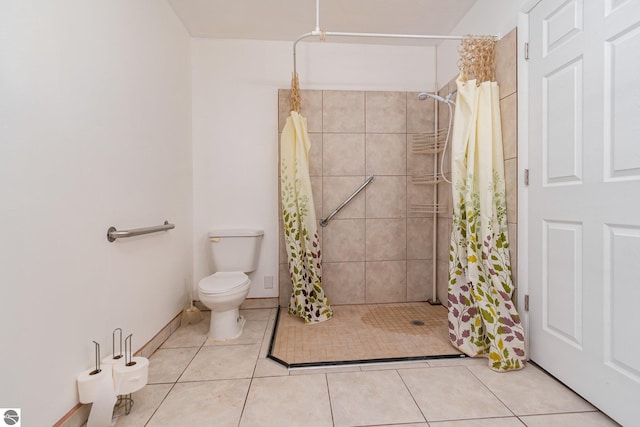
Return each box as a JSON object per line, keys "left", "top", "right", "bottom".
{"left": 417, "top": 92, "right": 447, "bottom": 103}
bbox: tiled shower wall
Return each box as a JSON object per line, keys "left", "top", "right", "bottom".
{"left": 278, "top": 90, "right": 440, "bottom": 306}
{"left": 435, "top": 28, "right": 519, "bottom": 304}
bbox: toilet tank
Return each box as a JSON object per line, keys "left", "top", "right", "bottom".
{"left": 208, "top": 229, "right": 263, "bottom": 273}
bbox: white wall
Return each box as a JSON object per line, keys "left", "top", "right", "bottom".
{"left": 437, "top": 0, "right": 527, "bottom": 83}
{"left": 0, "top": 1, "right": 192, "bottom": 425}
{"left": 191, "top": 39, "right": 438, "bottom": 298}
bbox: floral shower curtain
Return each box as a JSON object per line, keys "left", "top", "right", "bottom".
{"left": 447, "top": 76, "right": 526, "bottom": 372}
{"left": 280, "top": 107, "right": 332, "bottom": 323}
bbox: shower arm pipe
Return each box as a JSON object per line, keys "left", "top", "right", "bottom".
{"left": 107, "top": 221, "right": 175, "bottom": 242}
{"left": 293, "top": 31, "right": 468, "bottom": 76}
{"left": 320, "top": 174, "right": 374, "bottom": 227}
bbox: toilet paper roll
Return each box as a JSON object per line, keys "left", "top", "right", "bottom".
{"left": 113, "top": 357, "right": 149, "bottom": 396}
{"left": 77, "top": 365, "right": 114, "bottom": 404}
{"left": 101, "top": 354, "right": 126, "bottom": 366}
{"left": 86, "top": 374, "right": 117, "bottom": 427}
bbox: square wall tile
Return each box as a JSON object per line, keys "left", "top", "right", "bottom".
{"left": 407, "top": 217, "right": 434, "bottom": 260}
{"left": 366, "top": 218, "right": 407, "bottom": 261}
{"left": 300, "top": 89, "right": 324, "bottom": 132}
{"left": 501, "top": 93, "right": 517, "bottom": 160}
{"left": 365, "top": 91, "right": 406, "bottom": 133}
{"left": 504, "top": 158, "right": 517, "bottom": 224}
{"left": 436, "top": 260, "right": 449, "bottom": 304}
{"left": 323, "top": 133, "right": 365, "bottom": 176}
{"left": 407, "top": 179, "right": 435, "bottom": 218}
{"left": 508, "top": 222, "right": 518, "bottom": 289}
{"left": 279, "top": 263, "right": 293, "bottom": 307}
{"left": 323, "top": 90, "right": 364, "bottom": 133}
{"left": 407, "top": 134, "right": 437, "bottom": 176}
{"left": 322, "top": 219, "right": 365, "bottom": 262}
{"left": 366, "top": 175, "right": 407, "bottom": 218}
{"left": 495, "top": 29, "right": 517, "bottom": 98}
{"left": 310, "top": 176, "right": 323, "bottom": 220}
{"left": 366, "top": 133, "right": 407, "bottom": 176}
{"left": 437, "top": 180, "right": 453, "bottom": 219}
{"left": 366, "top": 260, "right": 407, "bottom": 303}
{"left": 407, "top": 91, "right": 436, "bottom": 133}
{"left": 322, "top": 261, "right": 365, "bottom": 305}
{"left": 308, "top": 133, "right": 323, "bottom": 176}
{"left": 407, "top": 259, "right": 433, "bottom": 302}
{"left": 278, "top": 89, "right": 323, "bottom": 133}
{"left": 323, "top": 176, "right": 366, "bottom": 219}
{"left": 436, "top": 218, "right": 452, "bottom": 264}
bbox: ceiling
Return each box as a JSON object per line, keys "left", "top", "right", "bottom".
{"left": 167, "top": 0, "right": 478, "bottom": 45}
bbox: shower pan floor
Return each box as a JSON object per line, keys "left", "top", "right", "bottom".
{"left": 268, "top": 302, "right": 462, "bottom": 368}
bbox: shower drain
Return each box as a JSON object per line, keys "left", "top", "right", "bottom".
{"left": 410, "top": 320, "right": 425, "bottom": 326}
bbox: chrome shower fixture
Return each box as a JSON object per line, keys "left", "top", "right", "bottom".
{"left": 417, "top": 90, "right": 457, "bottom": 105}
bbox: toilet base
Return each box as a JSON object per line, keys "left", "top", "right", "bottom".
{"left": 208, "top": 308, "right": 246, "bottom": 341}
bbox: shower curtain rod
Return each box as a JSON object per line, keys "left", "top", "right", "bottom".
{"left": 292, "top": 0, "right": 497, "bottom": 75}
{"left": 293, "top": 30, "right": 470, "bottom": 76}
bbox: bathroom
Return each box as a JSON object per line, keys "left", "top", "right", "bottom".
{"left": 2, "top": 0, "right": 638, "bottom": 426}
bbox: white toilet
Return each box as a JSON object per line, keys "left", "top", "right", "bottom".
{"left": 198, "top": 229, "right": 263, "bottom": 341}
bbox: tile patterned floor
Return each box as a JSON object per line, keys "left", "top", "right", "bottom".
{"left": 114, "top": 308, "right": 621, "bottom": 427}
{"left": 271, "top": 303, "right": 460, "bottom": 365}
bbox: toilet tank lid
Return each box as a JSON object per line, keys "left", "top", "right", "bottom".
{"left": 208, "top": 229, "right": 264, "bottom": 238}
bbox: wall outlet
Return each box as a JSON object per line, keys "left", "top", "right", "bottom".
{"left": 264, "top": 276, "right": 273, "bottom": 289}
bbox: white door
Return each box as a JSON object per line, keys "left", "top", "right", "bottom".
{"left": 527, "top": 0, "right": 640, "bottom": 425}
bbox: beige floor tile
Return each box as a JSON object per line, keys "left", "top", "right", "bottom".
{"left": 146, "top": 379, "right": 250, "bottom": 427}
{"left": 240, "top": 308, "right": 272, "bottom": 321}
{"left": 160, "top": 317, "right": 208, "bottom": 348}
{"left": 179, "top": 343, "right": 260, "bottom": 381}
{"left": 253, "top": 357, "right": 289, "bottom": 377}
{"left": 113, "top": 384, "right": 172, "bottom": 427}
{"left": 359, "top": 361, "right": 429, "bottom": 371}
{"left": 147, "top": 347, "right": 199, "bottom": 384}
{"left": 430, "top": 418, "right": 525, "bottom": 427}
{"left": 398, "top": 366, "right": 512, "bottom": 422}
{"left": 520, "top": 411, "right": 621, "bottom": 426}
{"left": 327, "top": 370, "right": 425, "bottom": 427}
{"left": 468, "top": 364, "right": 595, "bottom": 416}
{"left": 240, "top": 374, "right": 333, "bottom": 427}
{"left": 375, "top": 424, "right": 428, "bottom": 427}
{"left": 426, "top": 357, "right": 488, "bottom": 368}
{"left": 258, "top": 317, "right": 276, "bottom": 358}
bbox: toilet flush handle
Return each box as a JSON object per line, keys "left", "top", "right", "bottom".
{"left": 209, "top": 237, "right": 220, "bottom": 243}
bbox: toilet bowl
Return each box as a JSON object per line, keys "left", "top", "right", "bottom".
{"left": 198, "top": 272, "right": 251, "bottom": 340}
{"left": 197, "top": 229, "right": 263, "bottom": 341}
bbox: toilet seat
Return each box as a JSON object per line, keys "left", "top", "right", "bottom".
{"left": 199, "top": 272, "right": 250, "bottom": 295}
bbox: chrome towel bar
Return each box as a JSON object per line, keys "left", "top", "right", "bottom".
{"left": 107, "top": 221, "right": 175, "bottom": 242}
{"left": 320, "top": 175, "right": 374, "bottom": 227}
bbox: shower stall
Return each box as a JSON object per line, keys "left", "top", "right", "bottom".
{"left": 273, "top": 25, "right": 519, "bottom": 367}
